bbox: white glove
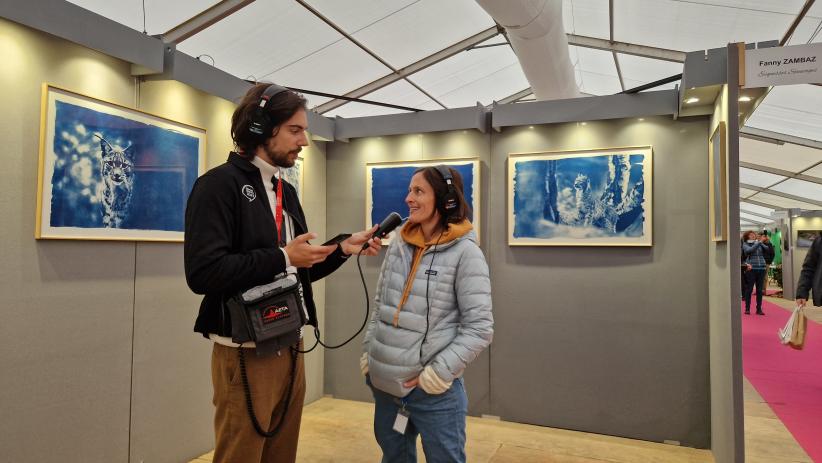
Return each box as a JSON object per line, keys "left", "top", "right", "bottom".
{"left": 418, "top": 365, "right": 452, "bottom": 395}
{"left": 360, "top": 352, "right": 369, "bottom": 376}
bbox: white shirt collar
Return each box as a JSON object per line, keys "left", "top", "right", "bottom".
{"left": 250, "top": 155, "right": 281, "bottom": 181}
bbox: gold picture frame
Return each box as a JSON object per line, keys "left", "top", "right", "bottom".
{"left": 709, "top": 122, "right": 728, "bottom": 242}
{"left": 36, "top": 83, "right": 206, "bottom": 242}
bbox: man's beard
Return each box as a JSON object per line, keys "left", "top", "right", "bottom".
{"left": 270, "top": 147, "right": 301, "bottom": 168}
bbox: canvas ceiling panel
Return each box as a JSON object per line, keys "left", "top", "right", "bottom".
{"left": 749, "top": 192, "right": 820, "bottom": 210}
{"left": 745, "top": 85, "right": 822, "bottom": 142}
{"left": 616, "top": 0, "right": 797, "bottom": 52}
{"left": 739, "top": 137, "right": 822, "bottom": 172}
{"left": 409, "top": 46, "right": 529, "bottom": 108}
{"left": 617, "top": 54, "right": 683, "bottom": 88}
{"left": 786, "top": 3, "right": 822, "bottom": 45}
{"left": 324, "top": 80, "right": 438, "bottom": 118}
{"left": 802, "top": 164, "right": 822, "bottom": 178}
{"left": 770, "top": 178, "right": 822, "bottom": 201}
{"left": 267, "top": 40, "right": 391, "bottom": 106}
{"left": 177, "top": 0, "right": 343, "bottom": 82}
{"left": 343, "top": 0, "right": 495, "bottom": 69}
{"left": 740, "top": 203, "right": 776, "bottom": 216}
{"left": 740, "top": 188, "right": 759, "bottom": 198}
{"left": 304, "top": 0, "right": 419, "bottom": 33}
{"left": 740, "top": 212, "right": 769, "bottom": 224}
{"left": 578, "top": 71, "right": 622, "bottom": 96}
{"left": 67, "top": 0, "right": 215, "bottom": 35}
{"left": 740, "top": 167, "right": 786, "bottom": 187}
{"left": 563, "top": 0, "right": 609, "bottom": 39}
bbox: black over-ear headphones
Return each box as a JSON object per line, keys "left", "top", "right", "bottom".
{"left": 248, "top": 84, "right": 289, "bottom": 138}
{"left": 434, "top": 165, "right": 458, "bottom": 214}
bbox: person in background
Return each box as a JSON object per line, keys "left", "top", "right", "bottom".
{"left": 361, "top": 166, "right": 493, "bottom": 463}
{"left": 742, "top": 230, "right": 767, "bottom": 315}
{"left": 796, "top": 231, "right": 822, "bottom": 308}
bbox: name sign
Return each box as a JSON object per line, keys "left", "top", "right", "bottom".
{"left": 745, "top": 42, "right": 822, "bottom": 88}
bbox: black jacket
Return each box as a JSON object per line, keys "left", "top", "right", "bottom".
{"left": 184, "top": 152, "right": 349, "bottom": 337}
{"left": 797, "top": 233, "right": 822, "bottom": 307}
{"left": 762, "top": 241, "right": 775, "bottom": 265}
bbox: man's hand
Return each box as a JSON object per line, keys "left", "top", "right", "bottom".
{"left": 284, "top": 233, "right": 336, "bottom": 268}
{"left": 340, "top": 225, "right": 382, "bottom": 256}
{"left": 797, "top": 298, "right": 807, "bottom": 307}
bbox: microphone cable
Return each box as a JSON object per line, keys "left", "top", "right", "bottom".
{"left": 295, "top": 216, "right": 407, "bottom": 353}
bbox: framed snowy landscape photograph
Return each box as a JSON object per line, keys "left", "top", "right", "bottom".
{"left": 507, "top": 147, "right": 653, "bottom": 246}
{"left": 36, "top": 84, "right": 205, "bottom": 241}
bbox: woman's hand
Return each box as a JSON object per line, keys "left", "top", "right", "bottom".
{"left": 340, "top": 225, "right": 382, "bottom": 256}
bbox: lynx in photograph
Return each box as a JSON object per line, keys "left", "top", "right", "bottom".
{"left": 96, "top": 135, "right": 134, "bottom": 228}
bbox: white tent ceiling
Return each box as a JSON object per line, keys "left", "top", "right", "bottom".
{"left": 65, "top": 0, "right": 822, "bottom": 222}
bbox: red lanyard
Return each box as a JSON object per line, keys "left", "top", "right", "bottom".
{"left": 275, "top": 174, "right": 284, "bottom": 246}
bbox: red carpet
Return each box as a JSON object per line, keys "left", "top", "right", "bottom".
{"left": 742, "top": 300, "right": 822, "bottom": 462}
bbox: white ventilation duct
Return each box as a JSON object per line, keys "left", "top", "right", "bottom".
{"left": 475, "top": 0, "right": 580, "bottom": 100}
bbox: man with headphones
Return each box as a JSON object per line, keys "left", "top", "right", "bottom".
{"left": 184, "top": 83, "right": 380, "bottom": 463}
{"left": 360, "top": 165, "right": 493, "bottom": 463}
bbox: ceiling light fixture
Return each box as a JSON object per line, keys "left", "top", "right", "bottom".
{"left": 685, "top": 97, "right": 700, "bottom": 104}
{"left": 739, "top": 95, "right": 752, "bottom": 102}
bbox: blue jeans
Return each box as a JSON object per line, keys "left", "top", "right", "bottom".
{"left": 368, "top": 375, "right": 468, "bottom": 463}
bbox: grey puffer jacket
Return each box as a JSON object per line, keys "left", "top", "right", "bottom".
{"left": 363, "top": 223, "right": 493, "bottom": 398}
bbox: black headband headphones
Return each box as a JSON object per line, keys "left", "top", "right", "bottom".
{"left": 248, "top": 84, "right": 289, "bottom": 139}
{"left": 434, "top": 165, "right": 458, "bottom": 215}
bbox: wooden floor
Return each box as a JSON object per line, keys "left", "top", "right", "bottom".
{"left": 190, "top": 296, "right": 816, "bottom": 463}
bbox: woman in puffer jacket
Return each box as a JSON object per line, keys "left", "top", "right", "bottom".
{"left": 361, "top": 165, "right": 493, "bottom": 463}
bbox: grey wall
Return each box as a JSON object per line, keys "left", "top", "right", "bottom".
{"left": 489, "top": 117, "right": 710, "bottom": 447}
{"left": 323, "top": 115, "right": 712, "bottom": 447}
{"left": 324, "top": 130, "right": 493, "bottom": 414}
{"left": 0, "top": 18, "right": 329, "bottom": 463}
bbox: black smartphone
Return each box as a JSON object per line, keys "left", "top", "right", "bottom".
{"left": 321, "top": 233, "right": 351, "bottom": 246}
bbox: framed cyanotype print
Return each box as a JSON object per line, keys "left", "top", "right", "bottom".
{"left": 709, "top": 122, "right": 728, "bottom": 242}
{"left": 366, "top": 158, "right": 480, "bottom": 243}
{"left": 36, "top": 84, "right": 206, "bottom": 241}
{"left": 281, "top": 157, "right": 304, "bottom": 201}
{"left": 508, "top": 147, "right": 653, "bottom": 246}
{"left": 797, "top": 230, "right": 822, "bottom": 248}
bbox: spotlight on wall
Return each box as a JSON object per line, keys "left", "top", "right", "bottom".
{"left": 638, "top": 118, "right": 645, "bottom": 122}
{"left": 685, "top": 97, "right": 700, "bottom": 104}
{"left": 580, "top": 122, "right": 587, "bottom": 126}
{"left": 529, "top": 126, "right": 534, "bottom": 130}
{"left": 739, "top": 95, "right": 752, "bottom": 102}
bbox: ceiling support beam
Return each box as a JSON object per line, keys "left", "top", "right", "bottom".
{"left": 741, "top": 197, "right": 788, "bottom": 211}
{"left": 567, "top": 34, "right": 686, "bottom": 63}
{"left": 161, "top": 0, "right": 254, "bottom": 44}
{"left": 780, "top": 0, "right": 816, "bottom": 45}
{"left": 312, "top": 26, "right": 500, "bottom": 114}
{"left": 295, "top": 0, "right": 447, "bottom": 112}
{"left": 741, "top": 127, "right": 822, "bottom": 150}
{"left": 740, "top": 183, "right": 822, "bottom": 207}
{"left": 739, "top": 208, "right": 776, "bottom": 220}
{"left": 740, "top": 161, "right": 822, "bottom": 186}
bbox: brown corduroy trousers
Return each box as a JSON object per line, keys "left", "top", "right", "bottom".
{"left": 211, "top": 343, "right": 306, "bottom": 463}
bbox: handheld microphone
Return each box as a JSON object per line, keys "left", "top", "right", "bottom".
{"left": 363, "top": 212, "right": 403, "bottom": 250}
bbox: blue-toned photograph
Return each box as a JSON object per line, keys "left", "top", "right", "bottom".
{"left": 508, "top": 148, "right": 652, "bottom": 246}
{"left": 281, "top": 158, "right": 303, "bottom": 200}
{"left": 37, "top": 85, "right": 205, "bottom": 241}
{"left": 366, "top": 160, "right": 480, "bottom": 240}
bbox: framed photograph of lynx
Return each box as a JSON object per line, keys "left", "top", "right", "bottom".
{"left": 36, "top": 84, "right": 206, "bottom": 241}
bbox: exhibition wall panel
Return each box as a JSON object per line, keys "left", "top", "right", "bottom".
{"left": 323, "top": 130, "right": 493, "bottom": 414}
{"left": 708, "top": 83, "right": 744, "bottom": 462}
{"left": 792, "top": 216, "right": 822, "bottom": 294}
{"left": 0, "top": 19, "right": 331, "bottom": 463}
{"left": 489, "top": 117, "right": 710, "bottom": 447}
{"left": 0, "top": 18, "right": 136, "bottom": 463}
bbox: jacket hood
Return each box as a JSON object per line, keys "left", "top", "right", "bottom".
{"left": 400, "top": 219, "right": 474, "bottom": 249}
